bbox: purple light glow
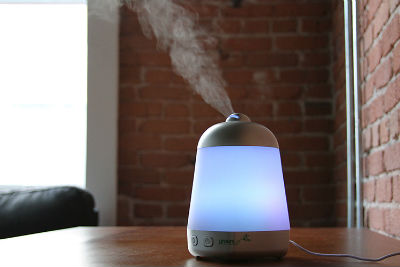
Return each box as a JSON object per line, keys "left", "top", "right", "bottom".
{"left": 188, "top": 146, "right": 290, "bottom": 232}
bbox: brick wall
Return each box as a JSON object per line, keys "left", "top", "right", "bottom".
{"left": 359, "top": 0, "right": 400, "bottom": 238}
{"left": 331, "top": 0, "right": 347, "bottom": 226}
{"left": 118, "top": 0, "right": 335, "bottom": 226}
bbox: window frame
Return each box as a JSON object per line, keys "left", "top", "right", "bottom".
{"left": 86, "top": 0, "right": 119, "bottom": 226}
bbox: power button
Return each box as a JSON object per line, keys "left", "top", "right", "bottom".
{"left": 191, "top": 235, "right": 198, "bottom": 246}
{"left": 204, "top": 236, "right": 213, "bottom": 247}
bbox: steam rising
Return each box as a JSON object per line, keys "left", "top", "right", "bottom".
{"left": 121, "top": 0, "right": 234, "bottom": 116}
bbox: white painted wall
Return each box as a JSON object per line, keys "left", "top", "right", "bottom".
{"left": 86, "top": 0, "right": 119, "bottom": 226}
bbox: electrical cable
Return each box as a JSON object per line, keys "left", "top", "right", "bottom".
{"left": 289, "top": 240, "right": 400, "bottom": 262}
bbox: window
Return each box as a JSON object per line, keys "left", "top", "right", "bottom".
{"left": 0, "top": 2, "right": 87, "bottom": 187}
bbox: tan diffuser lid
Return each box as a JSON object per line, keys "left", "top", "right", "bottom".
{"left": 197, "top": 113, "right": 279, "bottom": 148}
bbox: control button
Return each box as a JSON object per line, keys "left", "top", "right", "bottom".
{"left": 203, "top": 236, "right": 213, "bottom": 247}
{"left": 191, "top": 235, "right": 198, "bottom": 246}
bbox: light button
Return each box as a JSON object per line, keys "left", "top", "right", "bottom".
{"left": 191, "top": 235, "right": 198, "bottom": 246}
{"left": 204, "top": 236, "right": 213, "bottom": 247}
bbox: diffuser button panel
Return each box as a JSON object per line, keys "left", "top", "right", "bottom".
{"left": 191, "top": 235, "right": 198, "bottom": 246}
{"left": 203, "top": 236, "right": 214, "bottom": 247}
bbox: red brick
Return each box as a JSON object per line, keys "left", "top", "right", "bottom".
{"left": 285, "top": 186, "right": 300, "bottom": 203}
{"left": 367, "top": 150, "right": 384, "bottom": 176}
{"left": 372, "top": 123, "right": 380, "bottom": 147}
{"left": 164, "top": 170, "right": 194, "bottom": 185}
{"left": 145, "top": 69, "right": 185, "bottom": 85}
{"left": 141, "top": 153, "right": 190, "bottom": 168}
{"left": 289, "top": 203, "right": 334, "bottom": 221}
{"left": 246, "top": 53, "right": 298, "bottom": 67}
{"left": 280, "top": 69, "right": 329, "bottom": 83}
{"left": 281, "top": 153, "right": 301, "bottom": 168}
{"left": 384, "top": 76, "right": 400, "bottom": 113}
{"left": 272, "top": 2, "right": 329, "bottom": 17}
{"left": 367, "top": 43, "right": 381, "bottom": 72}
{"left": 380, "top": 118, "right": 390, "bottom": 144}
{"left": 119, "top": 146, "right": 138, "bottom": 164}
{"left": 279, "top": 136, "right": 329, "bottom": 152}
{"left": 119, "top": 133, "right": 161, "bottom": 150}
{"left": 364, "top": 180, "right": 375, "bottom": 202}
{"left": 363, "top": 127, "right": 372, "bottom": 151}
{"left": 267, "top": 119, "right": 302, "bottom": 134}
{"left": 385, "top": 208, "right": 400, "bottom": 236}
{"left": 367, "top": 0, "right": 382, "bottom": 22}
{"left": 367, "top": 207, "right": 385, "bottom": 231}
{"left": 219, "top": 53, "right": 244, "bottom": 68}
{"left": 302, "top": 52, "right": 330, "bottom": 67}
{"left": 243, "top": 20, "right": 269, "bottom": 33}
{"left": 134, "top": 204, "right": 162, "bottom": 218}
{"left": 305, "top": 102, "right": 332, "bottom": 116}
{"left": 373, "top": 58, "right": 392, "bottom": 89}
{"left": 118, "top": 119, "right": 136, "bottom": 134}
{"left": 368, "top": 95, "right": 384, "bottom": 124}
{"left": 389, "top": 109, "right": 400, "bottom": 139}
{"left": 192, "top": 103, "right": 222, "bottom": 118}
{"left": 305, "top": 153, "right": 333, "bottom": 168}
{"left": 393, "top": 43, "right": 400, "bottom": 74}
{"left": 306, "top": 86, "right": 332, "bottom": 99}
{"left": 372, "top": 1, "right": 389, "bottom": 38}
{"left": 303, "top": 185, "right": 334, "bottom": 202}
{"left": 393, "top": 176, "right": 400, "bottom": 203}
{"left": 276, "top": 36, "right": 329, "bottom": 51}
{"left": 119, "top": 102, "right": 162, "bottom": 118}
{"left": 137, "top": 51, "right": 171, "bottom": 67}
{"left": 165, "top": 104, "right": 189, "bottom": 117}
{"left": 117, "top": 197, "right": 132, "bottom": 226}
{"left": 305, "top": 119, "right": 333, "bottom": 133}
{"left": 134, "top": 186, "right": 188, "bottom": 201}
{"left": 376, "top": 177, "right": 393, "bottom": 202}
{"left": 233, "top": 102, "right": 273, "bottom": 117}
{"left": 223, "top": 70, "right": 253, "bottom": 84}
{"left": 139, "top": 120, "right": 190, "bottom": 134}
{"left": 164, "top": 137, "right": 198, "bottom": 151}
{"left": 193, "top": 119, "right": 221, "bottom": 134}
{"left": 120, "top": 35, "right": 157, "bottom": 50}
{"left": 271, "top": 86, "right": 302, "bottom": 99}
{"left": 119, "top": 67, "right": 141, "bottom": 84}
{"left": 364, "top": 25, "right": 373, "bottom": 51}
{"left": 217, "top": 19, "right": 242, "bottom": 34}
{"left": 272, "top": 19, "right": 297, "bottom": 33}
{"left": 380, "top": 14, "right": 400, "bottom": 56}
{"left": 223, "top": 37, "right": 271, "bottom": 51}
{"left": 277, "top": 102, "right": 301, "bottom": 116}
{"left": 251, "top": 70, "right": 278, "bottom": 85}
{"left": 389, "top": 0, "right": 400, "bottom": 13}
{"left": 139, "top": 86, "right": 191, "bottom": 100}
{"left": 384, "top": 142, "right": 400, "bottom": 171}
{"left": 184, "top": 4, "right": 219, "bottom": 18}
{"left": 167, "top": 204, "right": 189, "bottom": 218}
{"left": 119, "top": 168, "right": 160, "bottom": 184}
{"left": 301, "top": 19, "right": 331, "bottom": 32}
{"left": 120, "top": 14, "right": 142, "bottom": 36}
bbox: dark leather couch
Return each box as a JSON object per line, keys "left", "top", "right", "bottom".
{"left": 0, "top": 186, "right": 98, "bottom": 239}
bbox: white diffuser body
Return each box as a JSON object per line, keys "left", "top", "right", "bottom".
{"left": 187, "top": 113, "right": 290, "bottom": 259}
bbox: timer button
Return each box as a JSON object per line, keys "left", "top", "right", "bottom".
{"left": 204, "top": 236, "right": 213, "bottom": 247}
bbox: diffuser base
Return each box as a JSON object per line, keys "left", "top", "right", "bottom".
{"left": 187, "top": 229, "right": 289, "bottom": 259}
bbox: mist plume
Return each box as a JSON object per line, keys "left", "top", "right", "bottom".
{"left": 120, "top": 0, "right": 234, "bottom": 116}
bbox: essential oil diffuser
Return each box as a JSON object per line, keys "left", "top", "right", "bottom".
{"left": 187, "top": 113, "right": 290, "bottom": 259}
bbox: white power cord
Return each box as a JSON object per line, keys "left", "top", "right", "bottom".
{"left": 289, "top": 240, "right": 400, "bottom": 262}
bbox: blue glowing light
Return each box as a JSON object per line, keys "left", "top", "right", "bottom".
{"left": 188, "top": 146, "right": 290, "bottom": 232}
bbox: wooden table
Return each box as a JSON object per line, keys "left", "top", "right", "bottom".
{"left": 0, "top": 227, "right": 399, "bottom": 266}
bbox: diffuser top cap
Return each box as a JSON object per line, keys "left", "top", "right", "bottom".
{"left": 198, "top": 113, "right": 279, "bottom": 148}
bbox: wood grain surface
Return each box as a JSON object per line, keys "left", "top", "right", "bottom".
{"left": 0, "top": 227, "right": 399, "bottom": 266}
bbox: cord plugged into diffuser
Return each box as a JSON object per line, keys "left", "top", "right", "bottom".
{"left": 289, "top": 240, "right": 400, "bottom": 262}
